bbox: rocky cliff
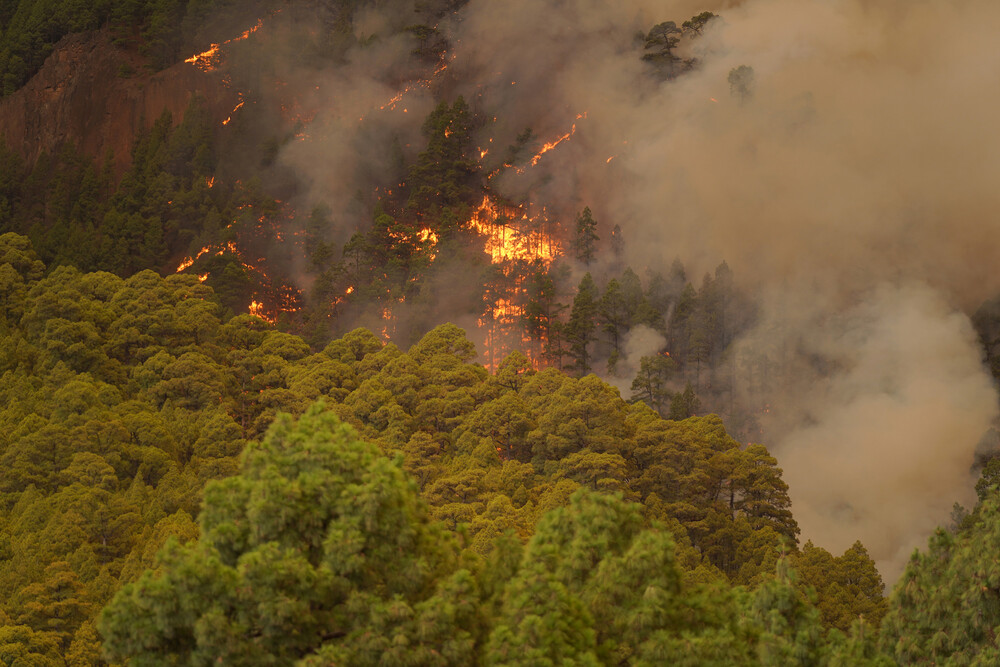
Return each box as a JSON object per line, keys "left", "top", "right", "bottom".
{"left": 0, "top": 29, "right": 234, "bottom": 174}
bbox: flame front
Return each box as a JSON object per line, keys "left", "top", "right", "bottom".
{"left": 174, "top": 189, "right": 303, "bottom": 324}
{"left": 467, "top": 194, "right": 561, "bottom": 370}
{"left": 185, "top": 18, "right": 265, "bottom": 72}
{"left": 222, "top": 97, "right": 245, "bottom": 126}
{"left": 468, "top": 195, "right": 558, "bottom": 265}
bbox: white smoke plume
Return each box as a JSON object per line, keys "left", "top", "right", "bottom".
{"left": 604, "top": 324, "right": 669, "bottom": 397}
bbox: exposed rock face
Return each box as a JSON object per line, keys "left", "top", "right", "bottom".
{"left": 0, "top": 29, "right": 233, "bottom": 173}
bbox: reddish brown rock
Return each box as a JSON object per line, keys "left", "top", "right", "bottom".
{"left": 0, "top": 29, "right": 233, "bottom": 174}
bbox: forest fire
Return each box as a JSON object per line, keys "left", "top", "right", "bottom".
{"left": 466, "top": 194, "right": 562, "bottom": 369}
{"left": 248, "top": 300, "right": 272, "bottom": 323}
{"left": 176, "top": 246, "right": 213, "bottom": 272}
{"left": 184, "top": 18, "right": 265, "bottom": 72}
{"left": 174, "top": 192, "right": 303, "bottom": 325}
{"left": 184, "top": 44, "right": 221, "bottom": 71}
{"left": 467, "top": 195, "right": 559, "bottom": 265}
{"left": 222, "top": 97, "right": 245, "bottom": 126}
{"left": 529, "top": 112, "right": 585, "bottom": 167}
{"left": 361, "top": 53, "right": 453, "bottom": 121}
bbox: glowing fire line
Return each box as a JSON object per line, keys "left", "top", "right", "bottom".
{"left": 185, "top": 18, "right": 265, "bottom": 72}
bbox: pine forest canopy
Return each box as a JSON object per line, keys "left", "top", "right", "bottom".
{"left": 0, "top": 231, "right": 996, "bottom": 663}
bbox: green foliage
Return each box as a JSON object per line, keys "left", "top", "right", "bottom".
{"left": 641, "top": 12, "right": 715, "bottom": 79}
{"left": 682, "top": 11, "right": 718, "bottom": 36}
{"left": 101, "top": 402, "right": 480, "bottom": 665}
{"left": 567, "top": 272, "right": 598, "bottom": 374}
{"left": 791, "top": 541, "right": 888, "bottom": 634}
{"left": 0, "top": 236, "right": 903, "bottom": 663}
{"left": 0, "top": 96, "right": 234, "bottom": 290}
{"left": 669, "top": 381, "right": 701, "bottom": 419}
{"left": 487, "top": 491, "right": 699, "bottom": 665}
{"left": 630, "top": 354, "right": 675, "bottom": 412}
{"left": 406, "top": 96, "right": 480, "bottom": 218}
{"left": 880, "top": 490, "right": 1000, "bottom": 663}
{"left": 749, "top": 558, "right": 827, "bottom": 665}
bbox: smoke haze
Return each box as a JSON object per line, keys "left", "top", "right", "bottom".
{"left": 260, "top": 0, "right": 1000, "bottom": 578}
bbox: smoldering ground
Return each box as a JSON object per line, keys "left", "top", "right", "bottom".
{"left": 261, "top": 0, "right": 1000, "bottom": 579}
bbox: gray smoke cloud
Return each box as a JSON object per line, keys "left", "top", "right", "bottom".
{"left": 733, "top": 283, "right": 997, "bottom": 579}
{"left": 603, "top": 324, "right": 669, "bottom": 397}
{"left": 266, "top": 0, "right": 1000, "bottom": 579}
{"left": 614, "top": 0, "right": 1000, "bottom": 580}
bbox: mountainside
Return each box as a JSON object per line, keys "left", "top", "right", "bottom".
{"left": 0, "top": 28, "right": 233, "bottom": 174}
{"left": 3, "top": 0, "right": 1000, "bottom": 664}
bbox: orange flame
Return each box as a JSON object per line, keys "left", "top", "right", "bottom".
{"left": 185, "top": 18, "right": 265, "bottom": 72}
{"left": 529, "top": 112, "right": 586, "bottom": 166}
{"left": 363, "top": 52, "right": 454, "bottom": 121}
{"left": 176, "top": 245, "right": 213, "bottom": 273}
{"left": 467, "top": 195, "right": 558, "bottom": 265}
{"left": 530, "top": 131, "right": 572, "bottom": 166}
{"left": 387, "top": 226, "right": 440, "bottom": 262}
{"left": 185, "top": 44, "right": 222, "bottom": 71}
{"left": 222, "top": 98, "right": 245, "bottom": 126}
{"left": 465, "top": 194, "right": 562, "bottom": 370}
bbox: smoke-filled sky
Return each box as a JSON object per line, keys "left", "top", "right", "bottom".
{"left": 264, "top": 0, "right": 1000, "bottom": 580}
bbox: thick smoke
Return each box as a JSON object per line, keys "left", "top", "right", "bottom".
{"left": 610, "top": 0, "right": 1000, "bottom": 579}
{"left": 734, "top": 283, "right": 997, "bottom": 579}
{"left": 264, "top": 0, "right": 1000, "bottom": 578}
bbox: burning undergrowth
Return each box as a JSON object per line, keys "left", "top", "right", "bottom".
{"left": 171, "top": 3, "right": 589, "bottom": 357}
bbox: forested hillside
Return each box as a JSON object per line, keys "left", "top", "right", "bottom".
{"left": 2, "top": 231, "right": 999, "bottom": 664}
{"left": 2, "top": 0, "right": 1000, "bottom": 664}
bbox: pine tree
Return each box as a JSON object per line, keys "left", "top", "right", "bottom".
{"left": 630, "top": 354, "right": 675, "bottom": 412}
{"left": 566, "top": 273, "right": 598, "bottom": 374}
{"left": 573, "top": 207, "right": 599, "bottom": 265}
{"left": 100, "top": 402, "right": 479, "bottom": 666}
{"left": 599, "top": 278, "right": 629, "bottom": 364}
{"left": 669, "top": 381, "right": 700, "bottom": 420}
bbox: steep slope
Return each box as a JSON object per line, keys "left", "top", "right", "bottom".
{"left": 0, "top": 28, "right": 232, "bottom": 173}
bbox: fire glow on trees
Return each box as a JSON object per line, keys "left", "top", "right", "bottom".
{"left": 359, "top": 55, "right": 453, "bottom": 123}
{"left": 463, "top": 111, "right": 596, "bottom": 369}
{"left": 177, "top": 13, "right": 584, "bottom": 357}
{"left": 184, "top": 13, "right": 285, "bottom": 130}
{"left": 469, "top": 194, "right": 562, "bottom": 370}
{"left": 368, "top": 109, "right": 581, "bottom": 363}
{"left": 374, "top": 225, "right": 442, "bottom": 339}
{"left": 174, "top": 194, "right": 303, "bottom": 325}
{"left": 222, "top": 95, "right": 245, "bottom": 126}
